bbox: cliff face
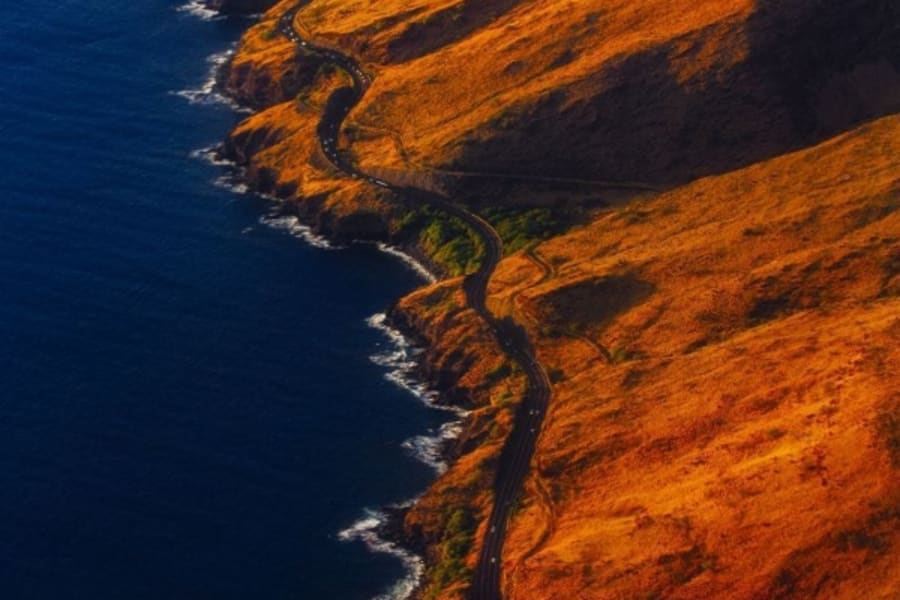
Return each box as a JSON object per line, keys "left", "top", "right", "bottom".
{"left": 217, "top": 6, "right": 403, "bottom": 242}
{"left": 217, "top": 0, "right": 900, "bottom": 598}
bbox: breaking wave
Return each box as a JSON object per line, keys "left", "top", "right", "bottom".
{"left": 401, "top": 420, "right": 464, "bottom": 475}
{"left": 338, "top": 314, "right": 468, "bottom": 599}
{"left": 375, "top": 244, "right": 436, "bottom": 284}
{"left": 259, "top": 214, "right": 336, "bottom": 250}
{"left": 176, "top": 1, "right": 221, "bottom": 21}
{"left": 171, "top": 47, "right": 250, "bottom": 111}
{"left": 337, "top": 507, "right": 425, "bottom": 600}
{"left": 190, "top": 145, "right": 234, "bottom": 167}
{"left": 366, "top": 313, "right": 469, "bottom": 420}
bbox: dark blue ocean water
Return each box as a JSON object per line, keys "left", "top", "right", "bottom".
{"left": 0, "top": 2, "right": 448, "bottom": 598}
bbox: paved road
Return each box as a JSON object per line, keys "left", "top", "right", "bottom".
{"left": 277, "top": 5, "right": 551, "bottom": 598}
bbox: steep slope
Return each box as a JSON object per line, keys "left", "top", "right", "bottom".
{"left": 225, "top": 0, "right": 900, "bottom": 202}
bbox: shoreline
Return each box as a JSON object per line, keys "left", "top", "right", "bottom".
{"left": 180, "top": 4, "right": 469, "bottom": 598}
{"left": 339, "top": 311, "right": 470, "bottom": 600}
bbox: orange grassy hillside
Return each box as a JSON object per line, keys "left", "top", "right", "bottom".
{"left": 223, "top": 0, "right": 898, "bottom": 211}
{"left": 484, "top": 114, "right": 900, "bottom": 600}
{"left": 288, "top": 0, "right": 900, "bottom": 188}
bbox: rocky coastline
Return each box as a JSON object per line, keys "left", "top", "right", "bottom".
{"left": 198, "top": 2, "right": 503, "bottom": 598}
{"left": 191, "top": 2, "right": 900, "bottom": 598}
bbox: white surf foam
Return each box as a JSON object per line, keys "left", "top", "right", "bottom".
{"left": 190, "top": 144, "right": 253, "bottom": 194}
{"left": 171, "top": 47, "right": 251, "bottom": 112}
{"left": 375, "top": 243, "right": 437, "bottom": 284}
{"left": 178, "top": 9, "right": 446, "bottom": 596}
{"left": 338, "top": 509, "right": 425, "bottom": 600}
{"left": 366, "top": 312, "right": 468, "bottom": 471}
{"left": 401, "top": 420, "right": 464, "bottom": 475}
{"left": 365, "top": 314, "right": 466, "bottom": 413}
{"left": 176, "top": 0, "right": 222, "bottom": 21}
{"left": 190, "top": 145, "right": 234, "bottom": 167}
{"left": 188, "top": 146, "right": 342, "bottom": 250}
{"left": 259, "top": 214, "right": 336, "bottom": 249}
{"left": 214, "top": 175, "right": 249, "bottom": 194}
{"left": 340, "top": 314, "right": 469, "bottom": 599}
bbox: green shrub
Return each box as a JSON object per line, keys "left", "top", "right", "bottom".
{"left": 609, "top": 346, "right": 647, "bottom": 364}
{"left": 484, "top": 207, "right": 571, "bottom": 254}
{"left": 424, "top": 508, "right": 478, "bottom": 598}
{"left": 444, "top": 508, "right": 476, "bottom": 537}
{"left": 418, "top": 213, "right": 482, "bottom": 276}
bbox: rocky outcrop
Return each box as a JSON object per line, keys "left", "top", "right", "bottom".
{"left": 222, "top": 51, "right": 320, "bottom": 109}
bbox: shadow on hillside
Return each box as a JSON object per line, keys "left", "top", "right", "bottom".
{"left": 539, "top": 273, "right": 655, "bottom": 332}
{"left": 385, "top": 0, "right": 523, "bottom": 63}
{"left": 454, "top": 0, "right": 900, "bottom": 188}
{"left": 746, "top": 0, "right": 900, "bottom": 137}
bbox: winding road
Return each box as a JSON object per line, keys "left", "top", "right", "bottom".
{"left": 277, "top": 5, "right": 551, "bottom": 598}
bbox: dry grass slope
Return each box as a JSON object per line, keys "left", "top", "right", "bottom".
{"left": 495, "top": 115, "right": 900, "bottom": 600}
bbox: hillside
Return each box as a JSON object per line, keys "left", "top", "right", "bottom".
{"left": 491, "top": 114, "right": 899, "bottom": 599}
{"left": 293, "top": 0, "right": 899, "bottom": 186}
{"left": 215, "top": 0, "right": 900, "bottom": 598}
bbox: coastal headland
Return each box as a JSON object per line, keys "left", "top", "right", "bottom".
{"left": 209, "top": 0, "right": 899, "bottom": 598}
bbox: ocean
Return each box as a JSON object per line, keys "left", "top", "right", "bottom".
{"left": 0, "top": 1, "right": 453, "bottom": 598}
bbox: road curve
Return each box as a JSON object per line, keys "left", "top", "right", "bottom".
{"left": 277, "top": 5, "right": 551, "bottom": 598}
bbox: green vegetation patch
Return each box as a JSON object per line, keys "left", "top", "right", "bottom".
{"left": 260, "top": 25, "right": 279, "bottom": 41}
{"left": 483, "top": 207, "right": 572, "bottom": 255}
{"left": 424, "top": 507, "right": 478, "bottom": 599}
{"left": 398, "top": 207, "right": 483, "bottom": 276}
{"left": 609, "top": 346, "right": 647, "bottom": 364}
